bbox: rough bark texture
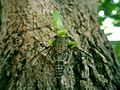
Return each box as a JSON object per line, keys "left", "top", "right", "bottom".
{"left": 0, "top": 0, "right": 120, "bottom": 90}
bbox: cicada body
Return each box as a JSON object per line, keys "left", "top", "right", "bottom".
{"left": 53, "top": 60, "right": 65, "bottom": 77}
{"left": 50, "top": 36, "right": 69, "bottom": 77}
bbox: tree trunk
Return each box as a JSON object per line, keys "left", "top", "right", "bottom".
{"left": 0, "top": 0, "right": 120, "bottom": 90}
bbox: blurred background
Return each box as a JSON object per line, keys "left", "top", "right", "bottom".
{"left": 98, "top": 0, "right": 120, "bottom": 61}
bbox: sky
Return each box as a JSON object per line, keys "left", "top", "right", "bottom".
{"left": 104, "top": 26, "right": 120, "bottom": 41}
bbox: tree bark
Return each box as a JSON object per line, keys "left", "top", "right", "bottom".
{"left": 0, "top": 0, "right": 120, "bottom": 90}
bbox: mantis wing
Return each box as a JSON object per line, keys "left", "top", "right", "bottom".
{"left": 52, "top": 10, "right": 64, "bottom": 30}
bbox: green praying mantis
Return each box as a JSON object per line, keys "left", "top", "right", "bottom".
{"left": 50, "top": 10, "right": 77, "bottom": 47}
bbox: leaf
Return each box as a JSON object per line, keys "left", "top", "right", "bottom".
{"left": 52, "top": 10, "right": 64, "bottom": 30}
{"left": 111, "top": 41, "right": 120, "bottom": 61}
{"left": 105, "top": 32, "right": 112, "bottom": 36}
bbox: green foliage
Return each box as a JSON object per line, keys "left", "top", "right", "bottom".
{"left": 99, "top": 0, "right": 120, "bottom": 62}
{"left": 99, "top": 0, "right": 120, "bottom": 26}
{"left": 105, "top": 32, "right": 112, "bottom": 36}
{"left": 111, "top": 41, "right": 120, "bottom": 61}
